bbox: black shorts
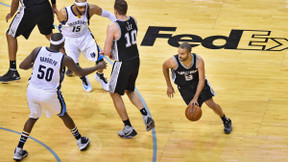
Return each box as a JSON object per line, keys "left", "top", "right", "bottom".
{"left": 109, "top": 58, "right": 140, "bottom": 95}
{"left": 177, "top": 79, "right": 215, "bottom": 106}
{"left": 7, "top": 2, "right": 54, "bottom": 39}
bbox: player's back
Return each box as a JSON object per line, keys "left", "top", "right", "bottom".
{"left": 29, "top": 47, "right": 65, "bottom": 91}
{"left": 112, "top": 16, "right": 139, "bottom": 62}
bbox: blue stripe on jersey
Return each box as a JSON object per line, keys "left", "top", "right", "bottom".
{"left": 57, "top": 91, "right": 67, "bottom": 116}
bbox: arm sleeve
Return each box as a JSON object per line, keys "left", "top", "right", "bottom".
{"left": 101, "top": 9, "right": 116, "bottom": 22}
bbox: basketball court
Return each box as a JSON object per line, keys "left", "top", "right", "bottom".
{"left": 0, "top": 0, "right": 288, "bottom": 161}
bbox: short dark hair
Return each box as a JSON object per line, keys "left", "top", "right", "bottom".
{"left": 114, "top": 0, "right": 128, "bottom": 15}
{"left": 179, "top": 42, "right": 192, "bottom": 53}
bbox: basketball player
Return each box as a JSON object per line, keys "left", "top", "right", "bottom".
{"left": 162, "top": 42, "right": 232, "bottom": 134}
{"left": 13, "top": 33, "right": 107, "bottom": 161}
{"left": 0, "top": 0, "right": 57, "bottom": 83}
{"left": 57, "top": 0, "right": 116, "bottom": 92}
{"left": 101, "top": 0, "right": 155, "bottom": 138}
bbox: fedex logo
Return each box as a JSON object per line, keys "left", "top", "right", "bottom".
{"left": 140, "top": 26, "right": 288, "bottom": 51}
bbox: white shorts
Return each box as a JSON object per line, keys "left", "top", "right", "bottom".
{"left": 27, "top": 85, "right": 67, "bottom": 119}
{"left": 64, "top": 31, "right": 100, "bottom": 63}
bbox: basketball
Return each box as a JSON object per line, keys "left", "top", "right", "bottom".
{"left": 185, "top": 104, "right": 202, "bottom": 121}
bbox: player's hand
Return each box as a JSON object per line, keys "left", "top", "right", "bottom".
{"left": 97, "top": 61, "right": 107, "bottom": 69}
{"left": 189, "top": 98, "right": 199, "bottom": 107}
{"left": 167, "top": 85, "right": 175, "bottom": 98}
{"left": 99, "top": 50, "right": 104, "bottom": 55}
{"left": 6, "top": 13, "right": 12, "bottom": 22}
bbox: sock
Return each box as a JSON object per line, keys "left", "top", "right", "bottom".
{"left": 123, "top": 119, "right": 132, "bottom": 127}
{"left": 221, "top": 115, "right": 229, "bottom": 122}
{"left": 70, "top": 127, "right": 81, "bottom": 140}
{"left": 10, "top": 61, "right": 16, "bottom": 70}
{"left": 17, "top": 131, "right": 30, "bottom": 148}
{"left": 140, "top": 108, "right": 148, "bottom": 116}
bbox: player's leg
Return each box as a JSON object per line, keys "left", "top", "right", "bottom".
{"left": 81, "top": 35, "right": 109, "bottom": 91}
{"left": 125, "top": 59, "right": 155, "bottom": 131}
{"left": 13, "top": 85, "right": 42, "bottom": 161}
{"left": 202, "top": 80, "right": 232, "bottom": 134}
{"left": 37, "top": 1, "right": 54, "bottom": 41}
{"left": 59, "top": 113, "right": 90, "bottom": 151}
{"left": 55, "top": 91, "right": 89, "bottom": 151}
{"left": 109, "top": 62, "right": 137, "bottom": 138}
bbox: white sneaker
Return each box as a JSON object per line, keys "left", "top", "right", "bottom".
{"left": 81, "top": 76, "right": 92, "bottom": 92}
{"left": 143, "top": 115, "right": 155, "bottom": 131}
{"left": 94, "top": 73, "right": 109, "bottom": 91}
{"left": 76, "top": 137, "right": 90, "bottom": 151}
{"left": 13, "top": 147, "right": 28, "bottom": 161}
{"left": 118, "top": 125, "right": 137, "bottom": 138}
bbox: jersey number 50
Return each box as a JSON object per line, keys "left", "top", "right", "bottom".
{"left": 37, "top": 65, "right": 54, "bottom": 82}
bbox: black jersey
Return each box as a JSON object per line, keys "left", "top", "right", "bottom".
{"left": 111, "top": 16, "right": 139, "bottom": 62}
{"left": 171, "top": 53, "right": 199, "bottom": 86}
{"left": 21, "top": 0, "right": 51, "bottom": 7}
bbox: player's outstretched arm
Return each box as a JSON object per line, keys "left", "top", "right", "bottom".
{"left": 19, "top": 47, "right": 41, "bottom": 70}
{"left": 63, "top": 56, "right": 107, "bottom": 77}
{"left": 89, "top": 4, "right": 116, "bottom": 21}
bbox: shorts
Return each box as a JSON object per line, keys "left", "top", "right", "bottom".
{"left": 109, "top": 58, "right": 140, "bottom": 95}
{"left": 64, "top": 31, "right": 102, "bottom": 63}
{"left": 7, "top": 2, "right": 54, "bottom": 39}
{"left": 177, "top": 79, "right": 216, "bottom": 106}
{"left": 27, "top": 84, "right": 67, "bottom": 119}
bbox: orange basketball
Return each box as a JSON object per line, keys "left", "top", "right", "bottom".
{"left": 185, "top": 104, "right": 202, "bottom": 121}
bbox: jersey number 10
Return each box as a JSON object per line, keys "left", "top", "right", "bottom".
{"left": 125, "top": 29, "right": 137, "bottom": 47}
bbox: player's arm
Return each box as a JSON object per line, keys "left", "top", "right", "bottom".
{"left": 6, "top": 0, "right": 19, "bottom": 22}
{"left": 89, "top": 4, "right": 116, "bottom": 21}
{"left": 102, "top": 23, "right": 117, "bottom": 57}
{"left": 19, "top": 47, "right": 41, "bottom": 70}
{"left": 162, "top": 57, "right": 177, "bottom": 98}
{"left": 50, "top": 0, "right": 58, "bottom": 14}
{"left": 57, "top": 8, "right": 67, "bottom": 24}
{"left": 63, "top": 56, "right": 107, "bottom": 77}
{"left": 190, "top": 56, "right": 205, "bottom": 106}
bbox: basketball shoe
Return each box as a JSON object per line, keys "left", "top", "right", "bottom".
{"left": 81, "top": 76, "right": 92, "bottom": 92}
{"left": 94, "top": 72, "right": 109, "bottom": 91}
{"left": 223, "top": 118, "right": 232, "bottom": 134}
{"left": 143, "top": 115, "right": 155, "bottom": 131}
{"left": 118, "top": 125, "right": 137, "bottom": 138}
{"left": 13, "top": 147, "right": 28, "bottom": 161}
{"left": 0, "top": 69, "right": 20, "bottom": 83}
{"left": 76, "top": 137, "right": 90, "bottom": 151}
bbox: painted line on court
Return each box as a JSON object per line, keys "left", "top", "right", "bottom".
{"left": 0, "top": 127, "right": 61, "bottom": 162}
{"left": 1, "top": 2, "right": 157, "bottom": 161}
{"left": 105, "top": 57, "right": 158, "bottom": 162}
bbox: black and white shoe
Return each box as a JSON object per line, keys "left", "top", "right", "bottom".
{"left": 76, "top": 137, "right": 90, "bottom": 151}
{"left": 143, "top": 115, "right": 155, "bottom": 131}
{"left": 13, "top": 147, "right": 28, "bottom": 161}
{"left": 223, "top": 118, "right": 232, "bottom": 134}
{"left": 118, "top": 125, "right": 137, "bottom": 138}
{"left": 0, "top": 69, "right": 20, "bottom": 83}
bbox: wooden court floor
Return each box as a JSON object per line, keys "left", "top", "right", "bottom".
{"left": 1, "top": 0, "right": 288, "bottom": 161}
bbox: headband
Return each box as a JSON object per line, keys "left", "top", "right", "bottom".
{"left": 50, "top": 36, "right": 65, "bottom": 45}
{"left": 74, "top": 1, "right": 87, "bottom": 6}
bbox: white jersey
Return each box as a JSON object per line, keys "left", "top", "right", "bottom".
{"left": 61, "top": 5, "right": 90, "bottom": 38}
{"left": 29, "top": 47, "right": 65, "bottom": 92}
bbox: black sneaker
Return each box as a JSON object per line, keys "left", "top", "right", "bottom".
{"left": 65, "top": 69, "right": 73, "bottom": 77}
{"left": 223, "top": 118, "right": 232, "bottom": 134}
{"left": 0, "top": 69, "right": 20, "bottom": 83}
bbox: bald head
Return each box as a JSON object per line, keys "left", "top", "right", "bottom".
{"left": 75, "top": 0, "right": 87, "bottom": 3}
